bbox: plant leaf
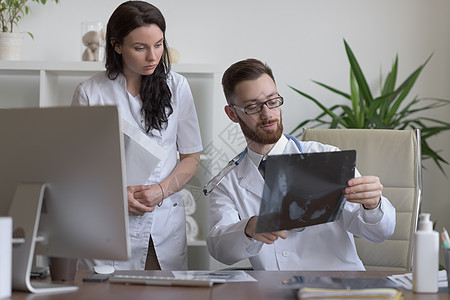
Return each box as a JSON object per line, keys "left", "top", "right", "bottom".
{"left": 349, "top": 70, "right": 361, "bottom": 126}
{"left": 289, "top": 85, "right": 340, "bottom": 121}
{"left": 344, "top": 39, "right": 373, "bottom": 105}
{"left": 312, "top": 80, "right": 351, "bottom": 100}
{"left": 385, "top": 54, "right": 433, "bottom": 123}
{"left": 380, "top": 56, "right": 399, "bottom": 118}
{"left": 382, "top": 55, "right": 398, "bottom": 96}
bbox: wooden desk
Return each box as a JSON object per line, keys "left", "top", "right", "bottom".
{"left": 10, "top": 270, "right": 450, "bottom": 300}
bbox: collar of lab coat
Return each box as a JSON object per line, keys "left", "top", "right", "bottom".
{"left": 236, "top": 154, "right": 265, "bottom": 197}
{"left": 236, "top": 135, "right": 289, "bottom": 197}
{"left": 246, "top": 134, "right": 289, "bottom": 167}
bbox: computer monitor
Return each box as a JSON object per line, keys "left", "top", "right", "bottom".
{"left": 0, "top": 106, "right": 130, "bottom": 293}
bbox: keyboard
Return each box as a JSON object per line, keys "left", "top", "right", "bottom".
{"left": 109, "top": 274, "right": 218, "bottom": 287}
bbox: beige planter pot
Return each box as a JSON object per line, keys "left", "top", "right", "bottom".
{"left": 0, "top": 32, "right": 25, "bottom": 60}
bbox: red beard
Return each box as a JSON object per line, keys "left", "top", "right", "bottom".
{"left": 237, "top": 113, "right": 283, "bottom": 146}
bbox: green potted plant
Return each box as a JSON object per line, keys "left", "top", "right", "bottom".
{"left": 0, "top": 0, "right": 59, "bottom": 60}
{"left": 289, "top": 40, "right": 450, "bottom": 173}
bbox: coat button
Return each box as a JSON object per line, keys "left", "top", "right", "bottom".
{"left": 282, "top": 251, "right": 288, "bottom": 257}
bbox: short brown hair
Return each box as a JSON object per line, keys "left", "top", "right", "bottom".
{"left": 221, "top": 58, "right": 275, "bottom": 105}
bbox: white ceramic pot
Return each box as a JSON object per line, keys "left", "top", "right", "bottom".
{"left": 0, "top": 32, "right": 24, "bottom": 60}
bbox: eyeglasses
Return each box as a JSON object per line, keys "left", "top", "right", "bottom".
{"left": 230, "top": 95, "right": 284, "bottom": 115}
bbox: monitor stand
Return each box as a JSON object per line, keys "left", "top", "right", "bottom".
{"left": 9, "top": 182, "right": 78, "bottom": 294}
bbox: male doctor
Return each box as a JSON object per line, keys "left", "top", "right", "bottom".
{"left": 206, "top": 58, "right": 396, "bottom": 270}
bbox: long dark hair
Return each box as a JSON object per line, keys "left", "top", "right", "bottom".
{"left": 106, "top": 1, "right": 172, "bottom": 133}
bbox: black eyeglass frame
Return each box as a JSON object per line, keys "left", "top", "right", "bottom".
{"left": 229, "top": 95, "right": 284, "bottom": 115}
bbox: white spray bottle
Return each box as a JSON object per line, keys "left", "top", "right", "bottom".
{"left": 412, "top": 213, "right": 439, "bottom": 293}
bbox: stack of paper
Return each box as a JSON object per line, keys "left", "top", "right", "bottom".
{"left": 298, "top": 287, "right": 402, "bottom": 300}
{"left": 172, "top": 270, "right": 257, "bottom": 283}
{"left": 387, "top": 270, "right": 448, "bottom": 290}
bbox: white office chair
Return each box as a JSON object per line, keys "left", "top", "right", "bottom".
{"left": 301, "top": 128, "right": 422, "bottom": 271}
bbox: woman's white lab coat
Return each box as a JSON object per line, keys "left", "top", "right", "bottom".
{"left": 72, "top": 71, "right": 203, "bottom": 270}
{"left": 207, "top": 136, "right": 396, "bottom": 270}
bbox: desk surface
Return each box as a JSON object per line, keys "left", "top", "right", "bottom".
{"left": 11, "top": 270, "right": 450, "bottom": 300}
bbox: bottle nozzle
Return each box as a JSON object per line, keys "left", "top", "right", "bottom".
{"left": 418, "top": 213, "right": 433, "bottom": 231}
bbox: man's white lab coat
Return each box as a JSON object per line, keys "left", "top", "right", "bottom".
{"left": 207, "top": 135, "right": 395, "bottom": 270}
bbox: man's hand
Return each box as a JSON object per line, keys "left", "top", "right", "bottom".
{"left": 245, "top": 216, "right": 287, "bottom": 244}
{"left": 127, "top": 184, "right": 164, "bottom": 215}
{"left": 344, "top": 176, "right": 383, "bottom": 210}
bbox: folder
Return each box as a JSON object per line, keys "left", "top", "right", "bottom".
{"left": 121, "top": 118, "right": 166, "bottom": 186}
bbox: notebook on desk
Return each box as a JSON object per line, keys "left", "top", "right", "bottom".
{"left": 297, "top": 287, "right": 402, "bottom": 300}
{"left": 283, "top": 275, "right": 399, "bottom": 289}
{"left": 281, "top": 275, "right": 402, "bottom": 300}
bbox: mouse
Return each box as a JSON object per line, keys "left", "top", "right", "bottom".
{"left": 93, "top": 265, "right": 115, "bottom": 275}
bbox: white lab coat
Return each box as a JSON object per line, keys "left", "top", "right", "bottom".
{"left": 72, "top": 71, "right": 203, "bottom": 270}
{"left": 207, "top": 135, "right": 396, "bottom": 271}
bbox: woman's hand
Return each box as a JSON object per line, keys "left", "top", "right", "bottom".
{"left": 126, "top": 152, "right": 200, "bottom": 216}
{"left": 127, "top": 184, "right": 164, "bottom": 215}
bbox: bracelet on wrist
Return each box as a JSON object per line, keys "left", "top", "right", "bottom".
{"left": 156, "top": 183, "right": 164, "bottom": 207}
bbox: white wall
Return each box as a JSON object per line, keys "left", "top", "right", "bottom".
{"left": 18, "top": 0, "right": 450, "bottom": 262}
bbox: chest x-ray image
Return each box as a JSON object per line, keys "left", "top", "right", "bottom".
{"left": 255, "top": 150, "right": 356, "bottom": 233}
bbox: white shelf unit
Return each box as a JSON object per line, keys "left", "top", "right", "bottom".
{"left": 0, "top": 60, "right": 226, "bottom": 270}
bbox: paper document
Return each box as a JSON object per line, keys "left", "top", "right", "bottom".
{"left": 387, "top": 270, "right": 448, "bottom": 290}
{"left": 121, "top": 118, "right": 167, "bottom": 186}
{"left": 172, "top": 270, "right": 257, "bottom": 283}
{"left": 256, "top": 150, "right": 356, "bottom": 233}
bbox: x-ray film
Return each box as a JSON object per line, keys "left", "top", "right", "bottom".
{"left": 255, "top": 150, "right": 356, "bottom": 233}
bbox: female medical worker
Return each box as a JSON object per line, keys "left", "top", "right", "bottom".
{"left": 72, "top": 1, "right": 202, "bottom": 270}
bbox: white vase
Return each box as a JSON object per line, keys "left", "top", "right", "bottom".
{"left": 0, "top": 32, "right": 25, "bottom": 60}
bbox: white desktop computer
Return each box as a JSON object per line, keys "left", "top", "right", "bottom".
{"left": 0, "top": 106, "right": 130, "bottom": 293}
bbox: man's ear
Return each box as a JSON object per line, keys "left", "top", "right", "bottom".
{"left": 224, "top": 105, "right": 239, "bottom": 123}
